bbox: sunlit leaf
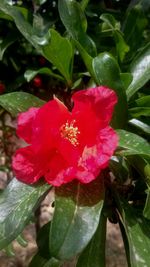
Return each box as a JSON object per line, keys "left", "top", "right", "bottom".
{"left": 0, "top": 178, "right": 50, "bottom": 249}
{"left": 0, "top": 92, "right": 45, "bottom": 116}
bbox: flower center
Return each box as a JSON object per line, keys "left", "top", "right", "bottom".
{"left": 60, "top": 120, "right": 80, "bottom": 146}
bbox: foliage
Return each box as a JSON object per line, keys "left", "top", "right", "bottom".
{"left": 0, "top": 0, "right": 150, "bottom": 266}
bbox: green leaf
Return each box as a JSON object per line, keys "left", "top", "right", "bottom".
{"left": 113, "top": 31, "right": 130, "bottom": 61}
{"left": 0, "top": 3, "right": 73, "bottom": 83}
{"left": 120, "top": 73, "right": 133, "bottom": 89}
{"left": 122, "top": 4, "right": 148, "bottom": 56}
{"left": 0, "top": 178, "right": 50, "bottom": 249}
{"left": 76, "top": 211, "right": 106, "bottom": 267}
{"left": 0, "top": 92, "right": 45, "bottom": 116}
{"left": 29, "top": 254, "right": 61, "bottom": 267}
{"left": 58, "top": 0, "right": 96, "bottom": 57}
{"left": 126, "top": 43, "right": 150, "bottom": 100}
{"left": 100, "top": 14, "right": 129, "bottom": 61}
{"left": 120, "top": 200, "right": 150, "bottom": 267}
{"left": 24, "top": 68, "right": 64, "bottom": 82}
{"left": 129, "top": 107, "right": 150, "bottom": 117}
{"left": 110, "top": 156, "right": 129, "bottom": 183}
{"left": 92, "top": 53, "right": 128, "bottom": 128}
{"left": 116, "top": 130, "right": 150, "bottom": 158}
{"left": 136, "top": 96, "right": 150, "bottom": 107}
{"left": 128, "top": 119, "right": 150, "bottom": 135}
{"left": 42, "top": 29, "right": 73, "bottom": 84}
{"left": 49, "top": 176, "right": 105, "bottom": 260}
{"left": 37, "top": 222, "right": 51, "bottom": 259}
{"left": 0, "top": 2, "right": 47, "bottom": 50}
{"left": 126, "top": 156, "right": 150, "bottom": 185}
{"left": 144, "top": 188, "right": 150, "bottom": 220}
{"left": 0, "top": 32, "right": 17, "bottom": 60}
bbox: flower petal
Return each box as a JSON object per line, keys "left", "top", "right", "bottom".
{"left": 45, "top": 153, "right": 76, "bottom": 186}
{"left": 32, "top": 98, "right": 71, "bottom": 153}
{"left": 12, "top": 146, "right": 43, "bottom": 184}
{"left": 76, "top": 126, "right": 118, "bottom": 183}
{"left": 72, "top": 86, "right": 117, "bottom": 128}
{"left": 17, "top": 107, "right": 39, "bottom": 143}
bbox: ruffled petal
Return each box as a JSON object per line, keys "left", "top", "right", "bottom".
{"left": 17, "top": 107, "right": 39, "bottom": 143}
{"left": 45, "top": 153, "right": 76, "bottom": 186}
{"left": 72, "top": 86, "right": 117, "bottom": 128}
{"left": 12, "top": 146, "right": 43, "bottom": 184}
{"left": 76, "top": 126, "right": 118, "bottom": 183}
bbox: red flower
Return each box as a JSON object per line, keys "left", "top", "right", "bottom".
{"left": 12, "top": 86, "right": 118, "bottom": 186}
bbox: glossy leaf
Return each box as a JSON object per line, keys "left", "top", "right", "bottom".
{"left": 29, "top": 254, "right": 61, "bottom": 267}
{"left": 136, "top": 96, "right": 150, "bottom": 107}
{"left": 122, "top": 4, "right": 148, "bottom": 56}
{"left": 0, "top": 3, "right": 73, "bottom": 83}
{"left": 24, "top": 68, "right": 64, "bottom": 82}
{"left": 0, "top": 178, "right": 50, "bottom": 249}
{"left": 76, "top": 212, "right": 107, "bottom": 267}
{"left": 120, "top": 200, "right": 150, "bottom": 267}
{"left": 144, "top": 189, "right": 150, "bottom": 220}
{"left": 42, "top": 29, "right": 73, "bottom": 83}
{"left": 126, "top": 43, "right": 150, "bottom": 100}
{"left": 110, "top": 156, "right": 129, "bottom": 183}
{"left": 128, "top": 119, "right": 150, "bottom": 135}
{"left": 0, "top": 92, "right": 45, "bottom": 116}
{"left": 100, "top": 13, "right": 129, "bottom": 61}
{"left": 143, "top": 164, "right": 150, "bottom": 220}
{"left": 58, "top": 0, "right": 96, "bottom": 57}
{"left": 0, "top": 2, "right": 45, "bottom": 50}
{"left": 116, "top": 130, "right": 150, "bottom": 158}
{"left": 0, "top": 32, "right": 17, "bottom": 60}
{"left": 120, "top": 73, "right": 133, "bottom": 89}
{"left": 129, "top": 107, "right": 150, "bottom": 117}
{"left": 92, "top": 53, "right": 128, "bottom": 128}
{"left": 49, "top": 177, "right": 105, "bottom": 260}
{"left": 126, "top": 156, "right": 150, "bottom": 185}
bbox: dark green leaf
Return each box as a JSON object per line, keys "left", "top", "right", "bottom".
{"left": 144, "top": 188, "right": 150, "bottom": 220}
{"left": 126, "top": 43, "right": 150, "bottom": 100}
{"left": 128, "top": 119, "right": 150, "bottom": 135}
{"left": 126, "top": 156, "right": 150, "bottom": 185}
{"left": 110, "top": 156, "right": 129, "bottom": 183}
{"left": 29, "top": 254, "right": 61, "bottom": 267}
{"left": 76, "top": 211, "right": 106, "bottom": 267}
{"left": 100, "top": 14, "right": 129, "bottom": 61}
{"left": 37, "top": 222, "right": 51, "bottom": 259}
{"left": 119, "top": 220, "right": 131, "bottom": 267}
{"left": 0, "top": 32, "right": 17, "bottom": 60}
{"left": 42, "top": 29, "right": 73, "bottom": 83}
{"left": 122, "top": 4, "right": 148, "bottom": 57}
{"left": 116, "top": 129, "right": 150, "bottom": 158}
{"left": 0, "top": 92, "right": 45, "bottom": 116}
{"left": 120, "top": 73, "right": 133, "bottom": 89}
{"left": 0, "top": 2, "right": 47, "bottom": 49}
{"left": 129, "top": 107, "right": 150, "bottom": 117}
{"left": 24, "top": 68, "right": 64, "bottom": 82}
{"left": 120, "top": 200, "right": 150, "bottom": 267}
{"left": 0, "top": 178, "right": 50, "bottom": 249}
{"left": 136, "top": 96, "right": 150, "bottom": 107}
{"left": 92, "top": 53, "right": 128, "bottom": 128}
{"left": 113, "top": 31, "right": 129, "bottom": 61}
{"left": 0, "top": 3, "right": 73, "bottom": 83}
{"left": 49, "top": 177, "right": 104, "bottom": 260}
{"left": 58, "top": 0, "right": 96, "bottom": 57}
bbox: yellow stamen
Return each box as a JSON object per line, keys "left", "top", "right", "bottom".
{"left": 60, "top": 120, "right": 80, "bottom": 146}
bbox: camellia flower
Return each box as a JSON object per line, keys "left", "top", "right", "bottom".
{"left": 12, "top": 86, "right": 118, "bottom": 186}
